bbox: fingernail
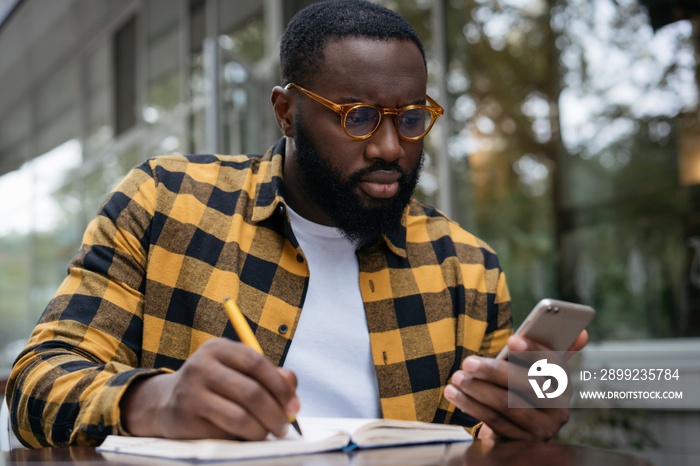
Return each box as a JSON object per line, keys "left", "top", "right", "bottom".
{"left": 286, "top": 396, "right": 300, "bottom": 415}
{"left": 463, "top": 356, "right": 480, "bottom": 372}
{"left": 452, "top": 371, "right": 464, "bottom": 386}
{"left": 509, "top": 336, "right": 527, "bottom": 351}
{"left": 444, "top": 384, "right": 459, "bottom": 401}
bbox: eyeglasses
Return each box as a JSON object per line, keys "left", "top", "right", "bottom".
{"left": 285, "top": 83, "right": 444, "bottom": 141}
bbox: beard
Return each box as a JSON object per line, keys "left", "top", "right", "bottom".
{"left": 292, "top": 118, "right": 423, "bottom": 244}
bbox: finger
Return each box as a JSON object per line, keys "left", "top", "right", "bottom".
{"left": 450, "top": 363, "right": 571, "bottom": 440}
{"left": 278, "top": 368, "right": 298, "bottom": 390}
{"left": 476, "top": 423, "right": 495, "bottom": 440}
{"left": 458, "top": 354, "right": 552, "bottom": 399}
{"left": 212, "top": 340, "right": 298, "bottom": 419}
{"left": 509, "top": 336, "right": 571, "bottom": 375}
{"left": 277, "top": 368, "right": 301, "bottom": 415}
{"left": 190, "top": 340, "right": 294, "bottom": 437}
{"left": 158, "top": 383, "right": 270, "bottom": 440}
{"left": 451, "top": 371, "right": 535, "bottom": 423}
{"left": 513, "top": 330, "right": 588, "bottom": 361}
{"left": 507, "top": 352, "right": 574, "bottom": 408}
{"left": 192, "top": 390, "right": 271, "bottom": 440}
{"left": 444, "top": 382, "right": 532, "bottom": 440}
{"left": 485, "top": 351, "right": 556, "bottom": 399}
{"left": 513, "top": 334, "right": 554, "bottom": 353}
{"left": 447, "top": 374, "right": 534, "bottom": 435}
{"left": 447, "top": 378, "right": 568, "bottom": 441}
{"left": 459, "top": 355, "right": 509, "bottom": 388}
{"left": 207, "top": 358, "right": 291, "bottom": 438}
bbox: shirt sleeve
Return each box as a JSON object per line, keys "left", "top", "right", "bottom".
{"left": 479, "top": 264, "right": 513, "bottom": 357}
{"left": 6, "top": 161, "right": 172, "bottom": 447}
{"left": 448, "top": 244, "right": 513, "bottom": 429}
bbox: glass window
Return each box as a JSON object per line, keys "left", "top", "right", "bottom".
{"left": 188, "top": 1, "right": 269, "bottom": 155}
{"left": 35, "top": 60, "right": 81, "bottom": 158}
{"left": 220, "top": 13, "right": 267, "bottom": 154}
{"left": 145, "top": 0, "right": 183, "bottom": 124}
{"left": 0, "top": 139, "right": 83, "bottom": 363}
{"left": 188, "top": 0, "right": 207, "bottom": 153}
{"left": 32, "top": 141, "right": 84, "bottom": 316}
{"left": 0, "top": 162, "right": 32, "bottom": 356}
{"left": 85, "top": 40, "right": 115, "bottom": 159}
{"left": 143, "top": 1, "right": 185, "bottom": 157}
{"left": 218, "top": 0, "right": 262, "bottom": 41}
{"left": 115, "top": 16, "right": 138, "bottom": 135}
{"left": 0, "top": 103, "right": 31, "bottom": 175}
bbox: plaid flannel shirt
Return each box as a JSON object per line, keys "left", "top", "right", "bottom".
{"left": 8, "top": 139, "right": 512, "bottom": 447}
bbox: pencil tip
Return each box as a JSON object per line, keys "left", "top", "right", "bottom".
{"left": 291, "top": 419, "right": 303, "bottom": 436}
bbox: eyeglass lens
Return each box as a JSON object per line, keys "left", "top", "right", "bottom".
{"left": 344, "top": 106, "right": 431, "bottom": 139}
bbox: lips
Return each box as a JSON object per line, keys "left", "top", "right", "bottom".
{"left": 357, "top": 170, "right": 402, "bottom": 199}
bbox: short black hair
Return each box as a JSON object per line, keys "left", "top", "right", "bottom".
{"left": 280, "top": 0, "right": 426, "bottom": 86}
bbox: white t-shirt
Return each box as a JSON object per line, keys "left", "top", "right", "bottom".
{"left": 282, "top": 205, "right": 381, "bottom": 418}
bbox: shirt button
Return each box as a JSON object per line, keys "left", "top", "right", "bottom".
{"left": 296, "top": 254, "right": 304, "bottom": 263}
{"left": 279, "top": 324, "right": 288, "bottom": 334}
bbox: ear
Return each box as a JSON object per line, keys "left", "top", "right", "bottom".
{"left": 271, "top": 86, "right": 296, "bottom": 137}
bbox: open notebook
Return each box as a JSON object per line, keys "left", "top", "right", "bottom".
{"left": 96, "top": 417, "right": 472, "bottom": 462}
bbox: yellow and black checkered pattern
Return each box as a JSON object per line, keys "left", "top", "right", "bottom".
{"left": 7, "top": 139, "right": 511, "bottom": 447}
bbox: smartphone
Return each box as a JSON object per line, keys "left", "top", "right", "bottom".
{"left": 496, "top": 298, "right": 595, "bottom": 360}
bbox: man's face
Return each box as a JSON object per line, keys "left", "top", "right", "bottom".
{"left": 293, "top": 116, "right": 423, "bottom": 243}
{"left": 284, "top": 37, "right": 428, "bottom": 243}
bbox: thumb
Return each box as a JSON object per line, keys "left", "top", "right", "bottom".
{"left": 568, "top": 330, "right": 589, "bottom": 352}
{"left": 564, "top": 330, "right": 589, "bottom": 362}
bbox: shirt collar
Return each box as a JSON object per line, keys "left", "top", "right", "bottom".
{"left": 376, "top": 206, "right": 409, "bottom": 258}
{"left": 250, "top": 138, "right": 287, "bottom": 223}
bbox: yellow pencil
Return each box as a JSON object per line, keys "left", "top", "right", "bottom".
{"left": 223, "top": 297, "right": 302, "bottom": 436}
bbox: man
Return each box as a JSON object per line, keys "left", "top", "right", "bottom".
{"left": 7, "top": 0, "right": 585, "bottom": 447}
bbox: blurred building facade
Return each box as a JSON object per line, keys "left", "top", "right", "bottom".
{"left": 0, "top": 0, "right": 699, "bottom": 462}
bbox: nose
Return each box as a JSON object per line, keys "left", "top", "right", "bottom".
{"left": 364, "top": 116, "right": 404, "bottom": 164}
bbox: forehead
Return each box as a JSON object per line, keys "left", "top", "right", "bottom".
{"left": 311, "top": 37, "right": 427, "bottom": 105}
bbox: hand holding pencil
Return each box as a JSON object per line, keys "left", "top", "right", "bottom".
{"left": 120, "top": 302, "right": 301, "bottom": 441}
{"left": 223, "top": 297, "right": 303, "bottom": 436}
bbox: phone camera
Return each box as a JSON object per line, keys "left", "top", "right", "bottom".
{"left": 546, "top": 306, "right": 560, "bottom": 314}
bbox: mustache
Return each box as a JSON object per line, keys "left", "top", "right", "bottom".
{"left": 349, "top": 162, "right": 408, "bottom": 183}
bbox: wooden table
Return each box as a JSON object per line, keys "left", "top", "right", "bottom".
{"left": 3, "top": 440, "right": 654, "bottom": 465}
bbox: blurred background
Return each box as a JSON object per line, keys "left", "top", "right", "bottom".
{"left": 0, "top": 0, "right": 698, "bottom": 463}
